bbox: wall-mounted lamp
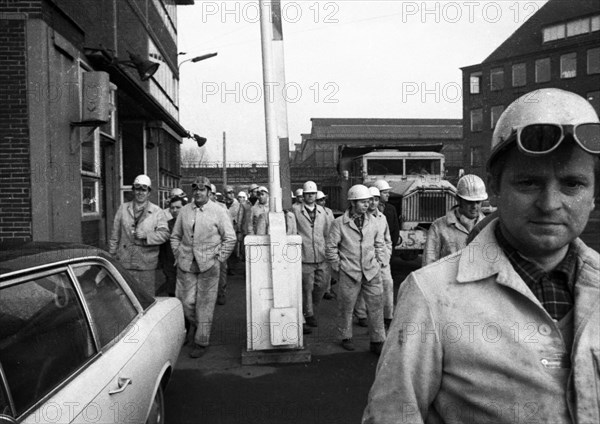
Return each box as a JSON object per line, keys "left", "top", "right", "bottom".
{"left": 178, "top": 52, "right": 218, "bottom": 69}
{"left": 187, "top": 131, "right": 207, "bottom": 147}
{"left": 84, "top": 46, "right": 160, "bottom": 81}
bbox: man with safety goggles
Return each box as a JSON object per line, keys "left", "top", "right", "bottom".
{"left": 364, "top": 88, "right": 600, "bottom": 423}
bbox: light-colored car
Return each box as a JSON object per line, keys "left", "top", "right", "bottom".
{"left": 0, "top": 243, "right": 185, "bottom": 424}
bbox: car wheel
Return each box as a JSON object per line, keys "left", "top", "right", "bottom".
{"left": 146, "top": 385, "right": 165, "bottom": 424}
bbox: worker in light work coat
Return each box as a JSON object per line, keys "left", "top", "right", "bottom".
{"left": 109, "top": 174, "right": 169, "bottom": 298}
{"left": 422, "top": 174, "right": 487, "bottom": 266}
{"left": 354, "top": 186, "right": 394, "bottom": 330}
{"left": 247, "top": 186, "right": 270, "bottom": 235}
{"left": 170, "top": 176, "right": 236, "bottom": 358}
{"left": 363, "top": 88, "right": 600, "bottom": 424}
{"left": 326, "top": 184, "right": 389, "bottom": 355}
{"left": 292, "top": 181, "right": 330, "bottom": 327}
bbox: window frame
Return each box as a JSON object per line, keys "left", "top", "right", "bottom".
{"left": 511, "top": 63, "right": 527, "bottom": 87}
{"left": 470, "top": 108, "right": 483, "bottom": 132}
{"left": 470, "top": 71, "right": 482, "bottom": 94}
{"left": 535, "top": 57, "right": 551, "bottom": 83}
{"left": 560, "top": 52, "right": 577, "bottom": 79}
{"left": 587, "top": 47, "right": 600, "bottom": 75}
{"left": 490, "top": 67, "right": 504, "bottom": 91}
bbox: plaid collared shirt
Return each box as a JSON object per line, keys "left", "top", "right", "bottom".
{"left": 495, "top": 225, "right": 577, "bottom": 321}
{"left": 350, "top": 212, "right": 365, "bottom": 231}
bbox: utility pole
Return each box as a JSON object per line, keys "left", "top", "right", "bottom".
{"left": 222, "top": 131, "right": 227, "bottom": 189}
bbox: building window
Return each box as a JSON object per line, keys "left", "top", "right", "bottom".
{"left": 80, "top": 67, "right": 101, "bottom": 217}
{"left": 543, "top": 15, "right": 600, "bottom": 42}
{"left": 99, "top": 83, "right": 117, "bottom": 139}
{"left": 543, "top": 23, "right": 565, "bottom": 42}
{"left": 490, "top": 67, "right": 504, "bottom": 91}
{"left": 587, "top": 47, "right": 600, "bottom": 74}
{"left": 588, "top": 91, "right": 600, "bottom": 117}
{"left": 470, "top": 146, "right": 483, "bottom": 167}
{"left": 470, "top": 72, "right": 482, "bottom": 94}
{"left": 567, "top": 18, "right": 590, "bottom": 37}
{"left": 535, "top": 58, "right": 551, "bottom": 83}
{"left": 592, "top": 15, "right": 600, "bottom": 32}
{"left": 491, "top": 105, "right": 504, "bottom": 129}
{"left": 512, "top": 63, "right": 526, "bottom": 87}
{"left": 470, "top": 109, "right": 483, "bottom": 132}
{"left": 560, "top": 53, "right": 577, "bottom": 79}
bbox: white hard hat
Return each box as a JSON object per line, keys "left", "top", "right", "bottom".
{"left": 170, "top": 187, "right": 185, "bottom": 197}
{"left": 249, "top": 183, "right": 259, "bottom": 191}
{"left": 347, "top": 184, "right": 372, "bottom": 201}
{"left": 295, "top": 188, "right": 304, "bottom": 197}
{"left": 257, "top": 186, "right": 269, "bottom": 193}
{"left": 133, "top": 174, "right": 151, "bottom": 188}
{"left": 210, "top": 184, "right": 217, "bottom": 193}
{"left": 372, "top": 180, "right": 391, "bottom": 191}
{"left": 368, "top": 186, "right": 380, "bottom": 197}
{"left": 490, "top": 88, "right": 600, "bottom": 167}
{"left": 302, "top": 181, "right": 318, "bottom": 193}
{"left": 456, "top": 174, "right": 488, "bottom": 202}
{"left": 316, "top": 190, "right": 326, "bottom": 200}
{"left": 237, "top": 191, "right": 247, "bottom": 198}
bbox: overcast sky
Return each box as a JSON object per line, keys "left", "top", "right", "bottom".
{"left": 177, "top": 0, "right": 547, "bottom": 164}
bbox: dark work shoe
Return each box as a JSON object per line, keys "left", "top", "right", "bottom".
{"left": 184, "top": 324, "right": 196, "bottom": 346}
{"left": 217, "top": 294, "right": 226, "bottom": 305}
{"left": 341, "top": 338, "right": 355, "bottom": 351}
{"left": 370, "top": 342, "right": 384, "bottom": 355}
{"left": 305, "top": 315, "right": 318, "bottom": 327}
{"left": 303, "top": 324, "right": 313, "bottom": 335}
{"left": 189, "top": 344, "right": 208, "bottom": 358}
{"left": 357, "top": 318, "right": 368, "bottom": 327}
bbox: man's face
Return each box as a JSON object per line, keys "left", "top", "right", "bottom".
{"left": 226, "top": 191, "right": 235, "bottom": 201}
{"left": 494, "top": 144, "right": 596, "bottom": 259}
{"left": 303, "top": 192, "right": 316, "bottom": 205}
{"left": 257, "top": 191, "right": 269, "bottom": 205}
{"left": 237, "top": 195, "right": 247, "bottom": 203}
{"left": 296, "top": 196, "right": 304, "bottom": 204}
{"left": 133, "top": 185, "right": 150, "bottom": 204}
{"left": 458, "top": 198, "right": 482, "bottom": 219}
{"left": 169, "top": 200, "right": 183, "bottom": 219}
{"left": 193, "top": 186, "right": 210, "bottom": 205}
{"left": 250, "top": 189, "right": 258, "bottom": 197}
{"left": 368, "top": 196, "right": 380, "bottom": 212}
{"left": 352, "top": 199, "right": 370, "bottom": 215}
{"left": 379, "top": 190, "right": 390, "bottom": 203}
{"left": 316, "top": 198, "right": 326, "bottom": 207}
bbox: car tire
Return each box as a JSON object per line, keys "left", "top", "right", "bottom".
{"left": 146, "top": 385, "right": 165, "bottom": 424}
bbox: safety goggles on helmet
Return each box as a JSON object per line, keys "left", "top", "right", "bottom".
{"left": 508, "top": 123, "right": 600, "bottom": 155}
{"left": 191, "top": 183, "right": 208, "bottom": 190}
{"left": 133, "top": 184, "right": 150, "bottom": 191}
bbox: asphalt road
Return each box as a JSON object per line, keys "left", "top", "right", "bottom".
{"left": 164, "top": 256, "right": 421, "bottom": 424}
{"left": 164, "top": 210, "right": 599, "bottom": 424}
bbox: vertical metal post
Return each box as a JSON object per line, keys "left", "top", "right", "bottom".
{"left": 259, "top": 0, "right": 282, "bottom": 213}
{"left": 222, "top": 131, "right": 227, "bottom": 189}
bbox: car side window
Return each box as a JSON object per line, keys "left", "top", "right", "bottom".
{"left": 72, "top": 264, "right": 138, "bottom": 348}
{"left": 0, "top": 271, "right": 95, "bottom": 416}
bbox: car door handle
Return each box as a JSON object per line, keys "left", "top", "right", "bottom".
{"left": 109, "top": 377, "right": 132, "bottom": 395}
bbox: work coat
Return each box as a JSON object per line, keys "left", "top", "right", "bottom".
{"left": 248, "top": 201, "right": 269, "bottom": 235}
{"left": 363, "top": 220, "right": 600, "bottom": 424}
{"left": 170, "top": 201, "right": 236, "bottom": 273}
{"left": 325, "top": 210, "right": 388, "bottom": 282}
{"left": 422, "top": 205, "right": 485, "bottom": 266}
{"left": 108, "top": 201, "right": 169, "bottom": 270}
{"left": 371, "top": 209, "right": 393, "bottom": 264}
{"left": 293, "top": 204, "right": 329, "bottom": 263}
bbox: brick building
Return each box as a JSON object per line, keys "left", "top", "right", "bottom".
{"left": 0, "top": 0, "right": 194, "bottom": 246}
{"left": 461, "top": 0, "right": 600, "bottom": 176}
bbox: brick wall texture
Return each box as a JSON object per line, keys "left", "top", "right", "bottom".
{"left": 0, "top": 15, "right": 32, "bottom": 242}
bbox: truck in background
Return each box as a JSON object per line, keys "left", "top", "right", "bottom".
{"left": 346, "top": 150, "right": 457, "bottom": 260}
